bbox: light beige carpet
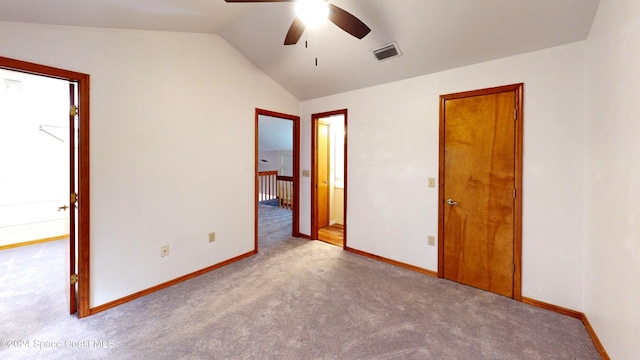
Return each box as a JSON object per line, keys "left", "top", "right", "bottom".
{"left": 0, "top": 205, "right": 600, "bottom": 359}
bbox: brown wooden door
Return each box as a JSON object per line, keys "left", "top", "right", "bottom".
{"left": 68, "top": 82, "right": 78, "bottom": 314}
{"left": 311, "top": 109, "right": 348, "bottom": 245}
{"left": 441, "top": 87, "right": 519, "bottom": 298}
{"left": 317, "top": 122, "right": 330, "bottom": 228}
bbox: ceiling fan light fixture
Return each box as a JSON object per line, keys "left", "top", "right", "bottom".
{"left": 295, "top": 0, "right": 329, "bottom": 29}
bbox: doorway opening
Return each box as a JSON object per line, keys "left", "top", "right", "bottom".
{"left": 0, "top": 69, "right": 70, "bottom": 248}
{"left": 311, "top": 110, "right": 347, "bottom": 248}
{"left": 255, "top": 109, "right": 300, "bottom": 251}
{"left": 0, "top": 56, "right": 91, "bottom": 317}
{"left": 438, "top": 84, "right": 523, "bottom": 300}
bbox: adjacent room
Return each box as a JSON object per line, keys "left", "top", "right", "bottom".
{"left": 0, "top": 0, "right": 638, "bottom": 359}
{"left": 257, "top": 113, "right": 296, "bottom": 248}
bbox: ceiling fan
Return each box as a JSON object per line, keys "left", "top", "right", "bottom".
{"left": 224, "top": 0, "right": 371, "bottom": 45}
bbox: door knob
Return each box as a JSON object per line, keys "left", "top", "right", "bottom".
{"left": 58, "top": 205, "right": 69, "bottom": 211}
{"left": 447, "top": 199, "right": 459, "bottom": 206}
{"left": 323, "top": 180, "right": 328, "bottom": 184}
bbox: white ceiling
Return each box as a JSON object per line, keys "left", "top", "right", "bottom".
{"left": 0, "top": 0, "right": 601, "bottom": 100}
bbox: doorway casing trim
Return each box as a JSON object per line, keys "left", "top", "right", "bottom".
{"left": 437, "top": 83, "right": 524, "bottom": 301}
{"left": 255, "top": 108, "right": 301, "bottom": 252}
{"left": 0, "top": 56, "right": 91, "bottom": 317}
{"left": 311, "top": 109, "right": 348, "bottom": 247}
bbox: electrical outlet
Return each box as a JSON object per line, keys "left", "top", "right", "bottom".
{"left": 428, "top": 236, "right": 435, "bottom": 246}
{"left": 161, "top": 245, "right": 170, "bottom": 257}
{"left": 428, "top": 178, "right": 436, "bottom": 188}
{"left": 209, "top": 232, "right": 216, "bottom": 243}
{"left": 302, "top": 170, "right": 310, "bottom": 177}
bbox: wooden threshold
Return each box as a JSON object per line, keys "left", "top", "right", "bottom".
{"left": 0, "top": 235, "right": 69, "bottom": 251}
{"left": 318, "top": 224, "right": 344, "bottom": 247}
{"left": 89, "top": 251, "right": 255, "bottom": 315}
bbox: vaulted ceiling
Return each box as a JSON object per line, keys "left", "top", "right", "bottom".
{"left": 0, "top": 0, "right": 601, "bottom": 100}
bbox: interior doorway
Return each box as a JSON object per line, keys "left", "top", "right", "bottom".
{"left": 312, "top": 110, "right": 347, "bottom": 248}
{"left": 0, "top": 67, "right": 80, "bottom": 315}
{"left": 0, "top": 56, "right": 91, "bottom": 317}
{"left": 0, "top": 69, "right": 70, "bottom": 248}
{"left": 438, "top": 84, "right": 523, "bottom": 299}
{"left": 255, "top": 109, "right": 300, "bottom": 251}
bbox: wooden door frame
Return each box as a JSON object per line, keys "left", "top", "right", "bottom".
{"left": 437, "top": 83, "right": 523, "bottom": 300}
{"left": 255, "top": 109, "right": 300, "bottom": 251}
{"left": 311, "top": 109, "right": 348, "bottom": 247}
{"left": 0, "top": 56, "right": 91, "bottom": 317}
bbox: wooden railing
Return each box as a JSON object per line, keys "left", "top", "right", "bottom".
{"left": 258, "top": 170, "right": 278, "bottom": 201}
{"left": 258, "top": 171, "right": 293, "bottom": 210}
{"left": 276, "top": 175, "right": 293, "bottom": 210}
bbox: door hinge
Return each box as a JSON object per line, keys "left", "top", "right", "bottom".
{"left": 513, "top": 188, "right": 516, "bottom": 199}
{"left": 514, "top": 108, "right": 517, "bottom": 120}
{"left": 70, "top": 105, "right": 78, "bottom": 117}
{"left": 513, "top": 263, "right": 516, "bottom": 274}
{"left": 71, "top": 192, "right": 78, "bottom": 204}
{"left": 70, "top": 274, "right": 78, "bottom": 285}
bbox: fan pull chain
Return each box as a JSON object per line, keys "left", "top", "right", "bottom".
{"left": 315, "top": 31, "right": 318, "bottom": 67}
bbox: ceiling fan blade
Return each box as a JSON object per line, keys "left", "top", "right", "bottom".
{"left": 284, "top": 17, "right": 306, "bottom": 45}
{"left": 224, "top": 1, "right": 293, "bottom": 2}
{"left": 327, "top": 4, "right": 371, "bottom": 40}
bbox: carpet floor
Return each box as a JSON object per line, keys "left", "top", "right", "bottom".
{"left": 0, "top": 205, "right": 600, "bottom": 359}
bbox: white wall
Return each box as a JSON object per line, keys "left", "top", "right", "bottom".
{"left": 585, "top": 0, "right": 640, "bottom": 358}
{"left": 300, "top": 42, "right": 588, "bottom": 311}
{"left": 327, "top": 116, "right": 345, "bottom": 225}
{"left": 331, "top": 188, "right": 344, "bottom": 226}
{"left": 0, "top": 21, "right": 298, "bottom": 307}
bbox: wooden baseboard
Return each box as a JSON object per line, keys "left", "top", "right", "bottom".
{"left": 0, "top": 235, "right": 69, "bottom": 251}
{"left": 522, "top": 297, "right": 609, "bottom": 359}
{"left": 297, "top": 233, "right": 312, "bottom": 240}
{"left": 521, "top": 297, "right": 583, "bottom": 319}
{"left": 581, "top": 313, "right": 610, "bottom": 360}
{"left": 89, "top": 250, "right": 255, "bottom": 315}
{"left": 345, "top": 246, "right": 438, "bottom": 277}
